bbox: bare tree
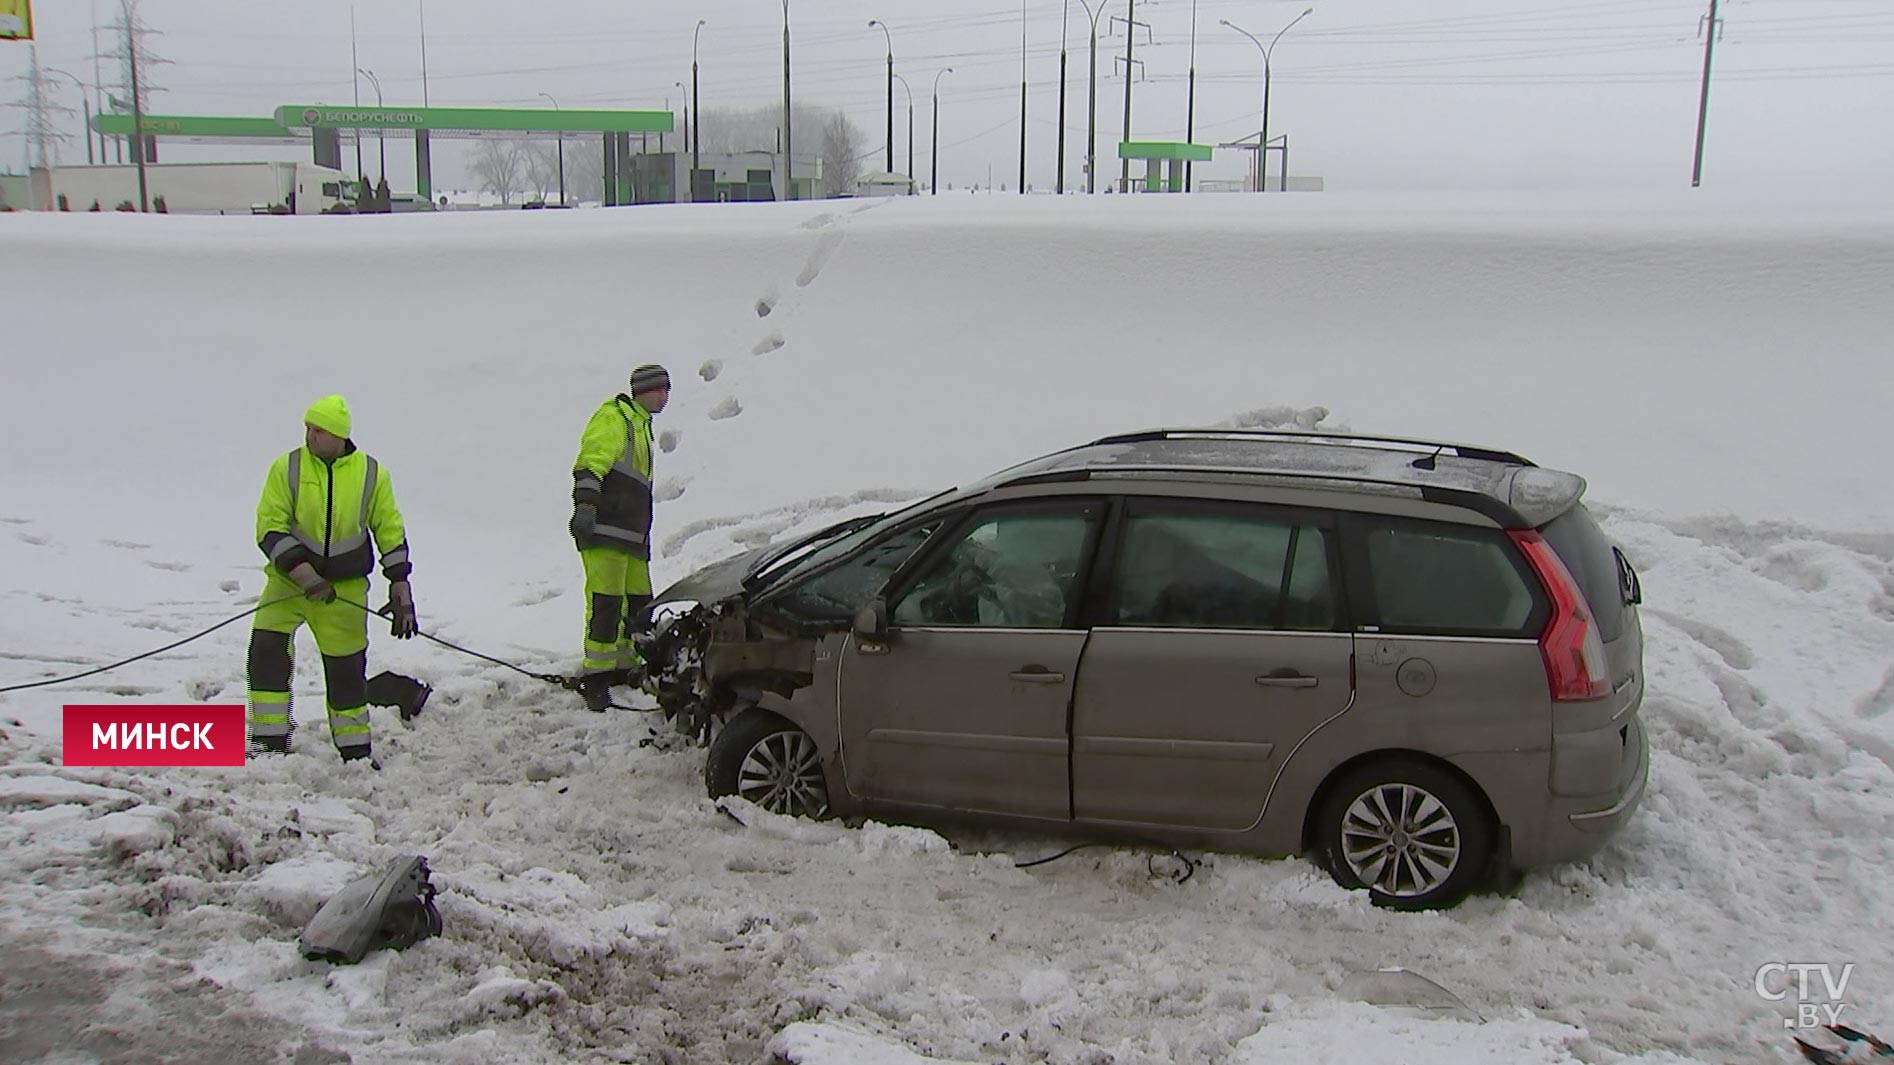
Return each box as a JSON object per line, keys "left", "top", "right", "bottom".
{"left": 565, "top": 140, "right": 605, "bottom": 205}
{"left": 523, "top": 142, "right": 560, "bottom": 202}
{"left": 819, "top": 111, "right": 869, "bottom": 198}
{"left": 469, "top": 138, "right": 528, "bottom": 205}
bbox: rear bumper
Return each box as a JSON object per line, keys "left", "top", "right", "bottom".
{"left": 1534, "top": 715, "right": 1649, "bottom": 866}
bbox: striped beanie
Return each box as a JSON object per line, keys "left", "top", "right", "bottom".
{"left": 629, "top": 364, "right": 671, "bottom": 394}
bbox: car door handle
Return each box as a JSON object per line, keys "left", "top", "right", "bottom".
{"left": 1256, "top": 673, "right": 1319, "bottom": 689}
{"left": 1010, "top": 668, "right": 1067, "bottom": 684}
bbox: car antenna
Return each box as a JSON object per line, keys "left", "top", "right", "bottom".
{"left": 1411, "top": 445, "right": 1446, "bottom": 470}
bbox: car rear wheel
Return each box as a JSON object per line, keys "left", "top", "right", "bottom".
{"left": 705, "top": 709, "right": 830, "bottom": 819}
{"left": 1315, "top": 758, "right": 1493, "bottom": 910}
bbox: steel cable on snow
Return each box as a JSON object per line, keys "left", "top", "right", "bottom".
{"left": 0, "top": 595, "right": 302, "bottom": 695}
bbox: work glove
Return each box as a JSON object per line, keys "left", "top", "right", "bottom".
{"left": 569, "top": 503, "right": 597, "bottom": 547}
{"left": 286, "top": 561, "right": 336, "bottom": 603}
{"left": 380, "top": 580, "right": 418, "bottom": 639}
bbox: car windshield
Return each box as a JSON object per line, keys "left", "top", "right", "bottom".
{"left": 744, "top": 446, "right": 1087, "bottom": 593}
{"left": 745, "top": 490, "right": 954, "bottom": 591}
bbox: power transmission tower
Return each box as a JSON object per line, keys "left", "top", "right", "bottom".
{"left": 1691, "top": 0, "right": 1723, "bottom": 187}
{"left": 96, "top": 1, "right": 168, "bottom": 164}
{"left": 8, "top": 45, "right": 75, "bottom": 172}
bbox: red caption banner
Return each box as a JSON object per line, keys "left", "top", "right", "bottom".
{"left": 63, "top": 705, "right": 248, "bottom": 767}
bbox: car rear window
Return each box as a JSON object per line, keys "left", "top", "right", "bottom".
{"left": 1538, "top": 504, "right": 1628, "bottom": 642}
{"left": 1360, "top": 518, "right": 1542, "bottom": 637}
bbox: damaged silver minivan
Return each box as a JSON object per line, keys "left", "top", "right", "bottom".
{"left": 636, "top": 429, "right": 1649, "bottom": 909}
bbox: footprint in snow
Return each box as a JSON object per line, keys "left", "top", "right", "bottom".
{"left": 0, "top": 517, "right": 29, "bottom": 525}
{"left": 699, "top": 359, "right": 723, "bottom": 382}
{"left": 513, "top": 586, "right": 564, "bottom": 607}
{"left": 100, "top": 538, "right": 151, "bottom": 550}
{"left": 659, "top": 430, "right": 682, "bottom": 454}
{"left": 655, "top": 479, "right": 689, "bottom": 503}
{"left": 185, "top": 677, "right": 228, "bottom": 701}
{"left": 708, "top": 398, "right": 742, "bottom": 421}
{"left": 16, "top": 533, "right": 52, "bottom": 547}
{"left": 219, "top": 580, "right": 240, "bottom": 593}
{"left": 798, "top": 213, "right": 838, "bottom": 231}
{"left": 752, "top": 334, "right": 786, "bottom": 356}
{"left": 796, "top": 229, "right": 844, "bottom": 288}
{"left": 144, "top": 560, "right": 192, "bottom": 573}
{"left": 1859, "top": 665, "right": 1894, "bottom": 719}
{"left": 756, "top": 295, "right": 777, "bottom": 317}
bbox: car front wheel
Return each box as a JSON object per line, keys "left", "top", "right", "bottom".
{"left": 1315, "top": 758, "right": 1493, "bottom": 910}
{"left": 704, "top": 709, "right": 830, "bottom": 819}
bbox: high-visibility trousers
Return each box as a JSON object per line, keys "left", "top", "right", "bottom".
{"left": 581, "top": 546, "right": 652, "bottom": 679}
{"left": 245, "top": 573, "right": 372, "bottom": 755}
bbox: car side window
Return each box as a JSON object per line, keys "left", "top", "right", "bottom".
{"left": 1109, "top": 507, "right": 1335, "bottom": 630}
{"left": 892, "top": 510, "right": 1092, "bottom": 629}
{"left": 1362, "top": 519, "right": 1538, "bottom": 635}
{"left": 773, "top": 521, "right": 942, "bottom": 622}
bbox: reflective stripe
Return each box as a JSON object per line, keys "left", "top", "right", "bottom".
{"left": 359, "top": 457, "right": 378, "bottom": 531}
{"left": 284, "top": 450, "right": 378, "bottom": 566}
{"left": 609, "top": 405, "right": 652, "bottom": 485}
{"left": 610, "top": 453, "right": 651, "bottom": 485}
{"left": 593, "top": 524, "right": 647, "bottom": 544}
{"left": 380, "top": 544, "right": 409, "bottom": 570}
{"left": 574, "top": 470, "right": 602, "bottom": 489}
{"left": 267, "top": 536, "right": 300, "bottom": 562}
{"left": 249, "top": 712, "right": 291, "bottom": 726}
{"left": 250, "top": 690, "right": 290, "bottom": 706}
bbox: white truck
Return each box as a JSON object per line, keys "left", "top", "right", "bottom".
{"left": 28, "top": 162, "right": 352, "bottom": 215}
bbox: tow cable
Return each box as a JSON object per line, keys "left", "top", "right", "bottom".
{"left": 0, "top": 594, "right": 640, "bottom": 711}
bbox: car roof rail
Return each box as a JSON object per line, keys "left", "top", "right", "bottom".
{"left": 1089, "top": 428, "right": 1537, "bottom": 468}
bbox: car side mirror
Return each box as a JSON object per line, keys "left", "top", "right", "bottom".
{"left": 852, "top": 599, "right": 890, "bottom": 642}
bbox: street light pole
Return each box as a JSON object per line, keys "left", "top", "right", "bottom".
{"left": 1263, "top": 9, "right": 1312, "bottom": 192}
{"left": 1185, "top": 0, "right": 1198, "bottom": 192}
{"left": 1119, "top": 0, "right": 1137, "bottom": 194}
{"left": 692, "top": 18, "right": 705, "bottom": 198}
{"left": 1223, "top": 8, "right": 1311, "bottom": 193}
{"left": 539, "top": 92, "right": 565, "bottom": 205}
{"left": 1077, "top": 0, "right": 1104, "bottom": 193}
{"left": 47, "top": 68, "right": 94, "bottom": 165}
{"left": 1058, "top": 0, "right": 1070, "bottom": 194}
{"left": 782, "top": 0, "right": 794, "bottom": 201}
{"left": 1019, "top": 0, "right": 1027, "bottom": 194}
{"left": 673, "top": 82, "right": 686, "bottom": 157}
{"left": 892, "top": 72, "right": 913, "bottom": 194}
{"left": 932, "top": 68, "right": 952, "bottom": 195}
{"left": 359, "top": 68, "right": 386, "bottom": 184}
{"left": 868, "top": 19, "right": 894, "bottom": 175}
{"left": 351, "top": 6, "right": 362, "bottom": 183}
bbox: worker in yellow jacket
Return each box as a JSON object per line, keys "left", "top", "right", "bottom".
{"left": 569, "top": 364, "right": 669, "bottom": 711}
{"left": 247, "top": 395, "right": 417, "bottom": 760}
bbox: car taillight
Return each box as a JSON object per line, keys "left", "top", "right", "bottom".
{"left": 1509, "top": 529, "right": 1610, "bottom": 702}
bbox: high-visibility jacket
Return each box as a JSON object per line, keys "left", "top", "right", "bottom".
{"left": 572, "top": 394, "right": 654, "bottom": 559}
{"left": 256, "top": 443, "right": 411, "bottom": 582}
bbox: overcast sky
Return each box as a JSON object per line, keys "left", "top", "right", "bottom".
{"left": 5, "top": 0, "right": 1892, "bottom": 192}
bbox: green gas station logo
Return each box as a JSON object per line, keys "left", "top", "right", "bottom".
{"left": 301, "top": 109, "right": 426, "bottom": 127}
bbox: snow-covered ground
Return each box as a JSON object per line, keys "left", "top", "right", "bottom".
{"left": 1, "top": 192, "right": 1891, "bottom": 1065}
